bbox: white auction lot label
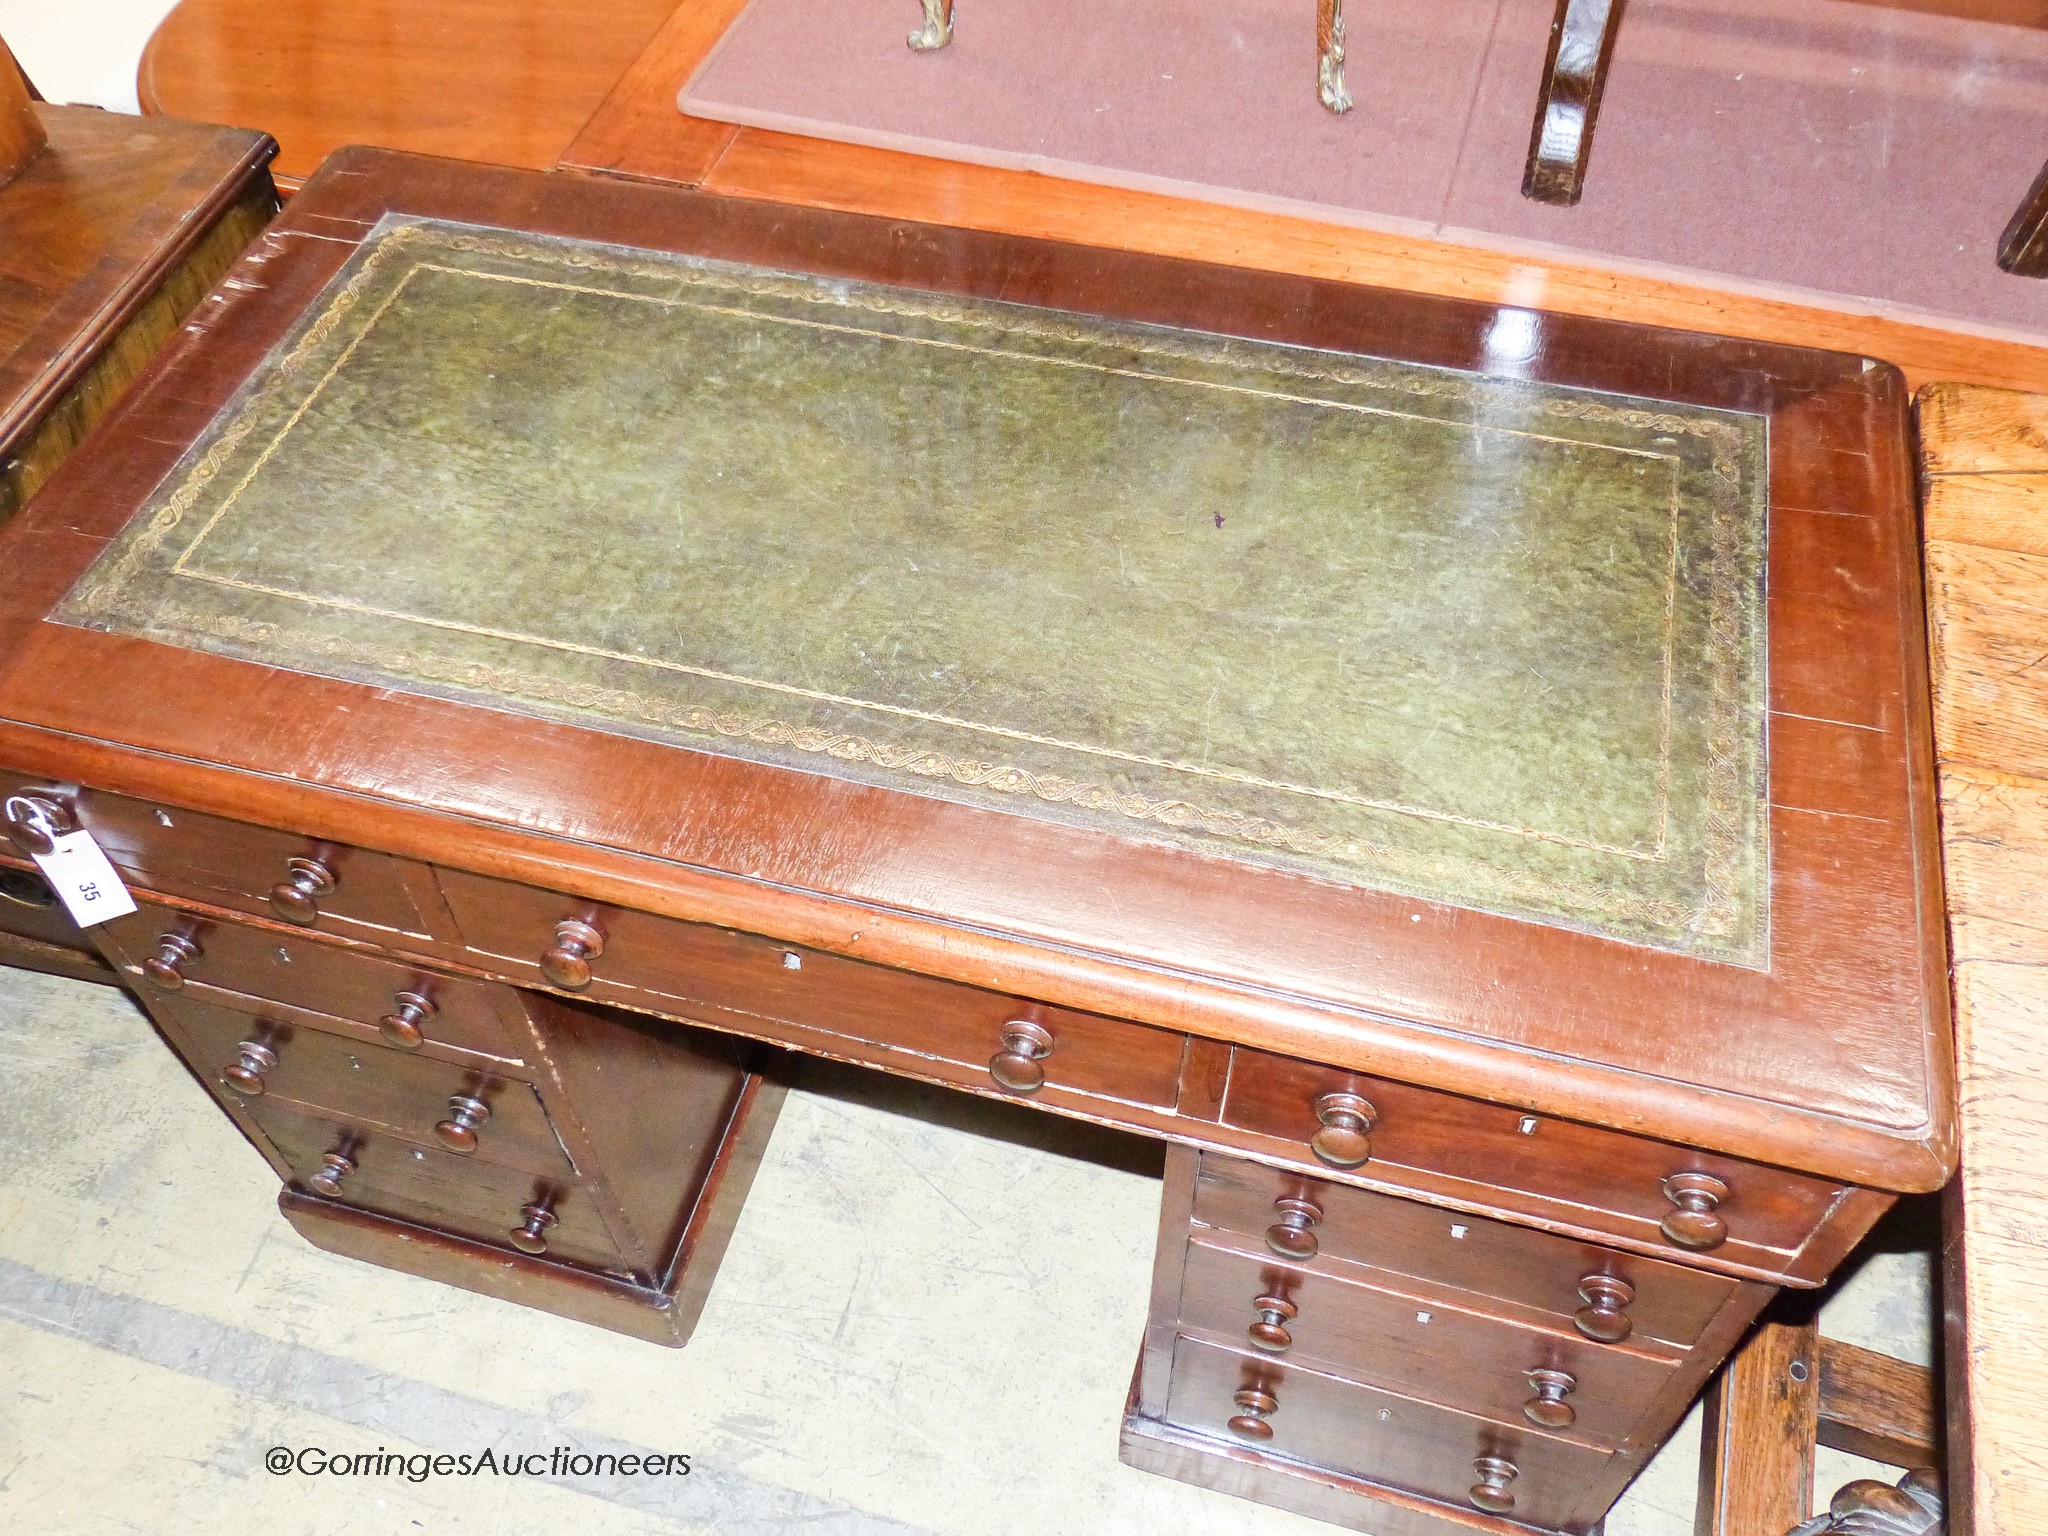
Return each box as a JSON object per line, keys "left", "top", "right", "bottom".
{"left": 31, "top": 829, "right": 138, "bottom": 926}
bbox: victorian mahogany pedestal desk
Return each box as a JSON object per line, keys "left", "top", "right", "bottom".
{"left": 0, "top": 148, "right": 1953, "bottom": 1536}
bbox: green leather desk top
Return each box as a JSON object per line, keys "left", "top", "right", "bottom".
{"left": 62, "top": 216, "right": 1771, "bottom": 966}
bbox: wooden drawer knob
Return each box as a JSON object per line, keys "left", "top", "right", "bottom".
{"left": 1248, "top": 1294, "right": 1298, "bottom": 1353}
{"left": 1266, "top": 1196, "right": 1323, "bottom": 1260}
{"left": 1309, "top": 1091, "right": 1376, "bottom": 1168}
{"left": 1227, "top": 1387, "right": 1278, "bottom": 1441}
{"left": 1523, "top": 1368, "right": 1578, "bottom": 1428}
{"left": 141, "top": 932, "right": 202, "bottom": 990}
{"left": 509, "top": 1199, "right": 558, "bottom": 1255}
{"left": 988, "top": 1019, "right": 1054, "bottom": 1094}
{"left": 434, "top": 1094, "right": 491, "bottom": 1154}
{"left": 378, "top": 992, "right": 436, "bottom": 1050}
{"left": 3, "top": 792, "right": 73, "bottom": 857}
{"left": 307, "top": 1149, "right": 356, "bottom": 1197}
{"left": 1470, "top": 1455, "right": 1519, "bottom": 1514}
{"left": 540, "top": 918, "right": 605, "bottom": 990}
{"left": 1573, "top": 1273, "right": 1635, "bottom": 1343}
{"left": 1660, "top": 1172, "right": 1730, "bottom": 1250}
{"left": 221, "top": 1039, "right": 278, "bottom": 1097}
{"left": 269, "top": 856, "right": 337, "bottom": 925}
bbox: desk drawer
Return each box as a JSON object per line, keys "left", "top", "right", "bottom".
{"left": 0, "top": 778, "right": 435, "bottom": 942}
{"left": 249, "top": 1099, "right": 630, "bottom": 1277}
{"left": 157, "top": 994, "right": 573, "bottom": 1180}
{"left": 1221, "top": 1047, "right": 1848, "bottom": 1270}
{"left": 0, "top": 860, "right": 93, "bottom": 953}
{"left": 1176, "top": 1237, "right": 1676, "bottom": 1447}
{"left": 1192, "top": 1153, "right": 1738, "bottom": 1350}
{"left": 99, "top": 904, "right": 528, "bottom": 1068}
{"left": 436, "top": 869, "right": 1187, "bottom": 1110}
{"left": 1163, "top": 1336, "right": 1608, "bottom": 1530}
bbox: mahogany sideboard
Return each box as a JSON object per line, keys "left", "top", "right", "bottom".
{"left": 0, "top": 147, "right": 1953, "bottom": 1536}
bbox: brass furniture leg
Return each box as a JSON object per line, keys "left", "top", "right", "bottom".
{"left": 910, "top": 0, "right": 954, "bottom": 51}
{"left": 1524, "top": 0, "right": 1626, "bottom": 206}
{"left": 1317, "top": 0, "right": 1352, "bottom": 115}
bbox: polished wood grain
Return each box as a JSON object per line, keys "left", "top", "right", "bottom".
{"left": 255, "top": 1098, "right": 629, "bottom": 1272}
{"left": 95, "top": 901, "right": 529, "bottom": 1068}
{"left": 1163, "top": 1335, "right": 1610, "bottom": 1529}
{"left": 1174, "top": 1236, "right": 1679, "bottom": 1446}
{"left": 138, "top": 0, "right": 678, "bottom": 188}
{"left": 1918, "top": 380, "right": 2048, "bottom": 1536}
{"left": 279, "top": 1063, "right": 782, "bottom": 1345}
{"left": 436, "top": 868, "right": 1189, "bottom": 1110}
{"left": 0, "top": 104, "right": 272, "bottom": 985}
{"left": 1, "top": 774, "right": 441, "bottom": 944}
{"left": 1190, "top": 1152, "right": 1750, "bottom": 1349}
{"left": 153, "top": 991, "right": 574, "bottom": 1177}
{"left": 0, "top": 108, "right": 274, "bottom": 524}
{"left": 1217, "top": 1048, "right": 1862, "bottom": 1278}
{"left": 563, "top": 12, "right": 2048, "bottom": 397}
{"left": 1697, "top": 1312, "right": 1822, "bottom": 1536}
{"left": 0, "top": 35, "right": 43, "bottom": 187}
{"left": 0, "top": 150, "right": 1953, "bottom": 1203}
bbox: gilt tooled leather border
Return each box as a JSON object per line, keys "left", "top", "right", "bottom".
{"left": 59, "top": 216, "right": 1771, "bottom": 965}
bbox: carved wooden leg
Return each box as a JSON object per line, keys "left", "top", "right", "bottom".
{"left": 1523, "top": 0, "right": 1627, "bottom": 206}
{"left": 909, "top": 0, "right": 954, "bottom": 51}
{"left": 1317, "top": 0, "right": 1353, "bottom": 115}
{"left": 1997, "top": 159, "right": 2048, "bottom": 277}
{"left": 1787, "top": 1471, "right": 1943, "bottom": 1536}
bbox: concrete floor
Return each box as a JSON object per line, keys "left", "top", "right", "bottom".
{"left": 0, "top": 963, "right": 1931, "bottom": 1535}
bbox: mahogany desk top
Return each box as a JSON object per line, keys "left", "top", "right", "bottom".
{"left": 0, "top": 148, "right": 1952, "bottom": 1206}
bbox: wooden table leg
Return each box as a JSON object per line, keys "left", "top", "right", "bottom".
{"left": 1698, "top": 1310, "right": 1820, "bottom": 1536}
{"left": 1523, "top": 0, "right": 1627, "bottom": 206}
{"left": 1317, "top": 0, "right": 1353, "bottom": 114}
{"left": 1997, "top": 159, "right": 2048, "bottom": 277}
{"left": 909, "top": 0, "right": 954, "bottom": 51}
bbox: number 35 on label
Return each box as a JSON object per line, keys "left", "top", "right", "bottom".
{"left": 31, "top": 830, "right": 138, "bottom": 927}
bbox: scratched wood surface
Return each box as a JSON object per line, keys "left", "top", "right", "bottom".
{"left": 1920, "top": 381, "right": 2048, "bottom": 1535}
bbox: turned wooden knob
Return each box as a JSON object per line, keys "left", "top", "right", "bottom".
{"left": 539, "top": 918, "right": 605, "bottom": 990}
{"left": 221, "top": 1039, "right": 278, "bottom": 1096}
{"left": 141, "top": 932, "right": 202, "bottom": 990}
{"left": 1470, "top": 1455, "right": 1519, "bottom": 1513}
{"left": 1248, "top": 1294, "right": 1298, "bottom": 1353}
{"left": 3, "top": 792, "right": 73, "bottom": 857}
{"left": 988, "top": 1019, "right": 1054, "bottom": 1094}
{"left": 509, "top": 1200, "right": 558, "bottom": 1255}
{"left": 1660, "top": 1172, "right": 1730, "bottom": 1250}
{"left": 268, "top": 856, "right": 336, "bottom": 925}
{"left": 1573, "top": 1273, "right": 1636, "bottom": 1343}
{"left": 434, "top": 1094, "right": 491, "bottom": 1154}
{"left": 1524, "top": 1368, "right": 1578, "bottom": 1428}
{"left": 1227, "top": 1387, "right": 1278, "bottom": 1441}
{"left": 307, "top": 1149, "right": 356, "bottom": 1197}
{"left": 378, "top": 992, "right": 436, "bottom": 1050}
{"left": 1309, "top": 1091, "right": 1376, "bottom": 1168}
{"left": 1266, "top": 1196, "right": 1323, "bottom": 1260}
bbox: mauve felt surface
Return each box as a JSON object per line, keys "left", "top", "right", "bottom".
{"left": 682, "top": 0, "right": 2048, "bottom": 342}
